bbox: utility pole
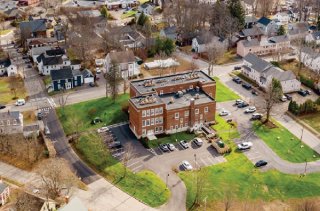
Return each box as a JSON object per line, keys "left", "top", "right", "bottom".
{"left": 300, "top": 126, "right": 304, "bottom": 143}
{"left": 165, "top": 173, "right": 169, "bottom": 190}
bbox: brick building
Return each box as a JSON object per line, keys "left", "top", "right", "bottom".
{"left": 129, "top": 71, "right": 216, "bottom": 139}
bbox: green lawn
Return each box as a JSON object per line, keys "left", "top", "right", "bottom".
{"left": 253, "top": 121, "right": 320, "bottom": 163}
{"left": 180, "top": 116, "right": 320, "bottom": 209}
{"left": 0, "top": 77, "right": 26, "bottom": 104}
{"left": 57, "top": 95, "right": 129, "bottom": 135}
{"left": 76, "top": 133, "right": 170, "bottom": 207}
{"left": 121, "top": 10, "right": 137, "bottom": 19}
{"left": 299, "top": 113, "right": 320, "bottom": 134}
{"left": 145, "top": 132, "right": 196, "bottom": 149}
{"left": 139, "top": 0, "right": 150, "bottom": 3}
{"left": 214, "top": 77, "right": 240, "bottom": 102}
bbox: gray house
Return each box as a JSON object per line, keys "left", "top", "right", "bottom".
{"left": 0, "top": 111, "right": 23, "bottom": 135}
{"left": 51, "top": 68, "right": 83, "bottom": 91}
{"left": 160, "top": 26, "right": 177, "bottom": 41}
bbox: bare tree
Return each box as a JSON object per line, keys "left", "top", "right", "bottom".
{"left": 104, "top": 61, "right": 123, "bottom": 102}
{"left": 57, "top": 88, "right": 70, "bottom": 116}
{"left": 15, "top": 192, "right": 43, "bottom": 211}
{"left": 35, "top": 158, "right": 78, "bottom": 199}
{"left": 191, "top": 167, "right": 209, "bottom": 209}
{"left": 8, "top": 76, "right": 23, "bottom": 99}
{"left": 121, "top": 142, "right": 136, "bottom": 179}
{"left": 206, "top": 37, "right": 227, "bottom": 76}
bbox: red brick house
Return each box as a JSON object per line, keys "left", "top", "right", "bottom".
{"left": 129, "top": 71, "right": 216, "bottom": 139}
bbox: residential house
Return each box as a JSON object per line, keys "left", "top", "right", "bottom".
{"left": 244, "top": 16, "right": 257, "bottom": 29}
{"left": 242, "top": 53, "right": 301, "bottom": 93}
{"left": 256, "top": 17, "right": 278, "bottom": 36}
{"left": 305, "top": 31, "right": 320, "bottom": 45}
{"left": 129, "top": 71, "right": 216, "bottom": 139}
{"left": 3, "top": 7, "right": 23, "bottom": 21}
{"left": 77, "top": 10, "right": 108, "bottom": 28}
{"left": 237, "top": 35, "right": 290, "bottom": 57}
{"left": 0, "top": 111, "right": 24, "bottom": 135}
{"left": 192, "top": 34, "right": 227, "bottom": 53}
{"left": 0, "top": 180, "right": 10, "bottom": 206}
{"left": 238, "top": 26, "right": 264, "bottom": 41}
{"left": 105, "top": 50, "right": 139, "bottom": 78}
{"left": 300, "top": 47, "right": 320, "bottom": 72}
{"left": 176, "top": 31, "right": 198, "bottom": 46}
{"left": 50, "top": 68, "right": 83, "bottom": 91}
{"left": 19, "top": 19, "right": 47, "bottom": 41}
{"left": 26, "top": 37, "right": 58, "bottom": 51}
{"left": 138, "top": 3, "right": 154, "bottom": 15}
{"left": 287, "top": 22, "right": 309, "bottom": 40}
{"left": 0, "top": 58, "right": 17, "bottom": 77}
{"left": 273, "top": 12, "right": 290, "bottom": 25}
{"left": 23, "top": 124, "right": 40, "bottom": 138}
{"left": 82, "top": 69, "right": 94, "bottom": 84}
{"left": 58, "top": 197, "right": 88, "bottom": 211}
{"left": 160, "top": 26, "right": 177, "bottom": 41}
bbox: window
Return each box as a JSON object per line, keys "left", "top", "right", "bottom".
{"left": 151, "top": 109, "right": 154, "bottom": 116}
{"left": 200, "top": 114, "right": 203, "bottom": 120}
{"left": 142, "top": 129, "right": 146, "bottom": 135}
{"left": 180, "top": 118, "right": 183, "bottom": 123}
{"left": 146, "top": 119, "right": 150, "bottom": 126}
{"left": 185, "top": 122, "right": 188, "bottom": 127}
{"left": 189, "top": 85, "right": 193, "bottom": 89}
{"left": 185, "top": 111, "right": 189, "bottom": 117}
{"left": 175, "top": 125, "right": 178, "bottom": 129}
{"left": 142, "top": 120, "right": 146, "bottom": 127}
{"left": 160, "top": 90, "right": 163, "bottom": 95}
{"left": 195, "top": 109, "right": 199, "bottom": 114}
{"left": 159, "top": 126, "right": 163, "bottom": 132}
{"left": 175, "top": 112, "right": 179, "bottom": 119}
{"left": 156, "top": 117, "right": 163, "bottom": 124}
{"left": 146, "top": 110, "right": 150, "bottom": 116}
{"left": 13, "top": 120, "right": 17, "bottom": 125}
{"left": 151, "top": 118, "right": 154, "bottom": 125}
{"left": 142, "top": 110, "right": 146, "bottom": 117}
{"left": 159, "top": 107, "right": 163, "bottom": 114}
{"left": 180, "top": 124, "right": 183, "bottom": 128}
{"left": 204, "top": 107, "right": 208, "bottom": 113}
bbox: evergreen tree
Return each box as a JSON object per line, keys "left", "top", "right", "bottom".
{"left": 137, "top": 12, "right": 146, "bottom": 26}
{"left": 162, "top": 38, "right": 175, "bottom": 56}
{"left": 317, "top": 16, "right": 320, "bottom": 30}
{"left": 100, "top": 6, "right": 108, "bottom": 18}
{"left": 277, "top": 25, "right": 286, "bottom": 36}
{"left": 227, "top": 0, "right": 245, "bottom": 29}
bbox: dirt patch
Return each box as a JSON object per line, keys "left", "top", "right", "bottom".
{"left": 263, "top": 120, "right": 278, "bottom": 129}
{"left": 22, "top": 110, "right": 37, "bottom": 125}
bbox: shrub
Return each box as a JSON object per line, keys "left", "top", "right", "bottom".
{"left": 299, "top": 75, "right": 315, "bottom": 89}
{"left": 270, "top": 61, "right": 280, "bottom": 67}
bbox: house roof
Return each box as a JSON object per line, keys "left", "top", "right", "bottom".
{"left": 288, "top": 22, "right": 309, "bottom": 35}
{"left": 108, "top": 50, "right": 135, "bottom": 64}
{"left": 30, "top": 46, "right": 52, "bottom": 57}
{"left": 0, "top": 58, "right": 11, "bottom": 68}
{"left": 81, "top": 69, "right": 93, "bottom": 77}
{"left": 0, "top": 181, "right": 8, "bottom": 194}
{"left": 20, "top": 19, "right": 47, "bottom": 33}
{"left": 245, "top": 16, "right": 257, "bottom": 23}
{"left": 42, "top": 56, "right": 63, "bottom": 66}
{"left": 58, "top": 197, "right": 87, "bottom": 211}
{"left": 140, "top": 3, "right": 153, "bottom": 9}
{"left": 0, "top": 111, "right": 21, "bottom": 123}
{"left": 257, "top": 17, "right": 272, "bottom": 26}
{"left": 162, "top": 26, "right": 176, "bottom": 36}
{"left": 46, "top": 48, "right": 65, "bottom": 56}
{"left": 23, "top": 124, "right": 39, "bottom": 132}
{"left": 301, "top": 47, "right": 320, "bottom": 58}
{"left": 240, "top": 39, "right": 260, "bottom": 47}
{"left": 240, "top": 27, "right": 263, "bottom": 37}
{"left": 78, "top": 10, "right": 101, "bottom": 18}
{"left": 72, "top": 69, "right": 82, "bottom": 76}
{"left": 51, "top": 68, "right": 73, "bottom": 81}
{"left": 243, "top": 53, "right": 272, "bottom": 72}
{"left": 269, "top": 35, "right": 289, "bottom": 43}
{"left": 311, "top": 31, "right": 320, "bottom": 40}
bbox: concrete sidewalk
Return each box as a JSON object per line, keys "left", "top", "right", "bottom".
{"left": 0, "top": 162, "right": 37, "bottom": 184}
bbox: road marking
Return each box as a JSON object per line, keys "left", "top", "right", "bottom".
{"left": 127, "top": 161, "right": 141, "bottom": 168}
{"left": 207, "top": 157, "right": 216, "bottom": 164}
{"left": 47, "top": 97, "right": 57, "bottom": 108}
{"left": 200, "top": 158, "right": 209, "bottom": 166}
{"left": 132, "top": 164, "right": 143, "bottom": 172}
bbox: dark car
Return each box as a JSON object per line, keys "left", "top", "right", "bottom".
{"left": 284, "top": 94, "right": 292, "bottom": 101}
{"left": 251, "top": 90, "right": 258, "bottom": 95}
{"left": 159, "top": 143, "right": 169, "bottom": 152}
{"left": 232, "top": 77, "right": 242, "bottom": 84}
{"left": 0, "top": 104, "right": 6, "bottom": 109}
{"left": 37, "top": 111, "right": 43, "bottom": 120}
{"left": 234, "top": 66, "right": 241, "bottom": 70}
{"left": 237, "top": 102, "right": 249, "bottom": 108}
{"left": 242, "top": 83, "right": 252, "bottom": 90}
{"left": 298, "top": 90, "right": 308, "bottom": 97}
{"left": 89, "top": 82, "right": 95, "bottom": 87}
{"left": 250, "top": 113, "right": 263, "bottom": 121}
{"left": 108, "top": 141, "right": 122, "bottom": 149}
{"left": 91, "top": 117, "right": 102, "bottom": 125}
{"left": 305, "top": 90, "right": 312, "bottom": 95}
{"left": 255, "top": 160, "right": 268, "bottom": 167}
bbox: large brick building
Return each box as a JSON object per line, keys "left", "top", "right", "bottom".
{"left": 129, "top": 71, "right": 216, "bottom": 139}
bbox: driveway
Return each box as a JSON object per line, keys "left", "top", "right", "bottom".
{"left": 109, "top": 124, "right": 226, "bottom": 211}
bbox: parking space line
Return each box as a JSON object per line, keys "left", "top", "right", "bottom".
{"left": 200, "top": 158, "right": 209, "bottom": 166}
{"left": 132, "top": 164, "right": 143, "bottom": 172}
{"left": 127, "top": 161, "right": 141, "bottom": 168}
{"left": 207, "top": 157, "right": 216, "bottom": 164}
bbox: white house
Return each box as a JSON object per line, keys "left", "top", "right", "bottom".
{"left": 192, "top": 34, "right": 227, "bottom": 53}
{"left": 256, "top": 17, "right": 278, "bottom": 36}
{"left": 0, "top": 58, "right": 11, "bottom": 76}
{"left": 305, "top": 31, "right": 320, "bottom": 45}
{"left": 81, "top": 69, "right": 95, "bottom": 84}
{"left": 242, "top": 53, "right": 301, "bottom": 93}
{"left": 0, "top": 111, "right": 24, "bottom": 135}
{"left": 104, "top": 50, "right": 139, "bottom": 79}
{"left": 7, "top": 64, "right": 18, "bottom": 76}
{"left": 273, "top": 12, "right": 290, "bottom": 25}
{"left": 0, "top": 180, "right": 10, "bottom": 206}
{"left": 301, "top": 47, "right": 320, "bottom": 71}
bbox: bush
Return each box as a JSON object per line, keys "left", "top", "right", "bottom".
{"left": 299, "top": 75, "right": 315, "bottom": 89}
{"left": 270, "top": 61, "right": 280, "bottom": 67}
{"left": 288, "top": 99, "right": 318, "bottom": 116}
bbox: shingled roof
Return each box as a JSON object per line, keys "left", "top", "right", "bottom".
{"left": 108, "top": 50, "right": 135, "bottom": 64}
{"left": 20, "top": 19, "right": 47, "bottom": 33}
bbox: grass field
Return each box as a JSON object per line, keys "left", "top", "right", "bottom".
{"left": 0, "top": 77, "right": 26, "bottom": 104}
{"left": 57, "top": 95, "right": 129, "bottom": 135}
{"left": 146, "top": 132, "right": 196, "bottom": 149}
{"left": 180, "top": 116, "right": 320, "bottom": 209}
{"left": 253, "top": 121, "right": 320, "bottom": 163}
{"left": 121, "top": 10, "right": 137, "bottom": 19}
{"left": 299, "top": 113, "right": 320, "bottom": 134}
{"left": 216, "top": 49, "right": 239, "bottom": 65}
{"left": 75, "top": 133, "right": 170, "bottom": 207}
{"left": 214, "top": 77, "right": 240, "bottom": 102}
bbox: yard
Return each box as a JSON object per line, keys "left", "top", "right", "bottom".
{"left": 214, "top": 77, "right": 240, "bottom": 102}
{"left": 57, "top": 94, "right": 129, "bottom": 135}
{"left": 0, "top": 77, "right": 26, "bottom": 104}
{"left": 299, "top": 113, "right": 320, "bottom": 134}
{"left": 75, "top": 133, "right": 170, "bottom": 207}
{"left": 144, "top": 132, "right": 196, "bottom": 149}
{"left": 277, "top": 59, "right": 316, "bottom": 80}
{"left": 216, "top": 48, "right": 239, "bottom": 65}
{"left": 121, "top": 10, "right": 137, "bottom": 19}
{"left": 180, "top": 116, "right": 320, "bottom": 210}
{"left": 253, "top": 121, "right": 320, "bottom": 163}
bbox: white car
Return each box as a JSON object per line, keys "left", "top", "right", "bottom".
{"left": 15, "top": 99, "right": 25, "bottom": 106}
{"left": 44, "top": 126, "right": 50, "bottom": 135}
{"left": 235, "top": 99, "right": 244, "bottom": 105}
{"left": 97, "top": 127, "right": 109, "bottom": 133}
{"left": 219, "top": 110, "right": 230, "bottom": 116}
{"left": 237, "top": 142, "right": 253, "bottom": 150}
{"left": 167, "top": 143, "right": 176, "bottom": 151}
{"left": 280, "top": 95, "right": 287, "bottom": 102}
{"left": 181, "top": 160, "right": 193, "bottom": 171}
{"left": 96, "top": 68, "right": 101, "bottom": 74}
{"left": 193, "top": 138, "right": 203, "bottom": 146}
{"left": 245, "top": 106, "right": 256, "bottom": 113}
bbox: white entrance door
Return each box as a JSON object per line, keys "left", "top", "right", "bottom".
{"left": 65, "top": 82, "right": 72, "bottom": 89}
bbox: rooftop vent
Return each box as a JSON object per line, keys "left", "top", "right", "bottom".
{"left": 196, "top": 86, "right": 200, "bottom": 92}
{"left": 169, "top": 97, "right": 174, "bottom": 104}
{"left": 195, "top": 94, "right": 200, "bottom": 99}
{"left": 139, "top": 95, "right": 157, "bottom": 105}
{"left": 187, "top": 71, "right": 199, "bottom": 80}
{"left": 176, "top": 91, "right": 184, "bottom": 98}
{"left": 144, "top": 79, "right": 155, "bottom": 87}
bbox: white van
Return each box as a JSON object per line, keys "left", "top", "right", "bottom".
{"left": 15, "top": 99, "right": 25, "bottom": 106}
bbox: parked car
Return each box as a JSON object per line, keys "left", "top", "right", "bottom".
{"left": 97, "top": 127, "right": 109, "bottom": 133}
{"left": 245, "top": 106, "right": 256, "bottom": 113}
{"left": 219, "top": 110, "right": 230, "bottom": 116}
{"left": 237, "top": 142, "right": 253, "bottom": 150}
{"left": 255, "top": 160, "right": 268, "bottom": 167}
{"left": 0, "top": 104, "right": 6, "bottom": 109}
{"left": 108, "top": 141, "right": 122, "bottom": 149}
{"left": 159, "top": 143, "right": 169, "bottom": 152}
{"left": 235, "top": 99, "right": 244, "bottom": 105}
{"left": 234, "top": 66, "right": 241, "bottom": 70}
{"left": 306, "top": 90, "right": 312, "bottom": 95}
{"left": 37, "top": 111, "right": 43, "bottom": 120}
{"left": 181, "top": 160, "right": 193, "bottom": 171}
{"left": 251, "top": 113, "right": 263, "bottom": 120}
{"left": 298, "top": 89, "right": 308, "bottom": 97}
{"left": 89, "top": 82, "right": 95, "bottom": 87}
{"left": 167, "top": 143, "right": 176, "bottom": 151}
{"left": 237, "top": 101, "right": 249, "bottom": 108}
{"left": 15, "top": 99, "right": 25, "bottom": 106}
{"left": 193, "top": 138, "right": 203, "bottom": 146}
{"left": 280, "top": 95, "right": 287, "bottom": 102}
{"left": 179, "top": 140, "right": 189, "bottom": 149}
{"left": 242, "top": 83, "right": 252, "bottom": 90}
{"left": 251, "top": 90, "right": 258, "bottom": 95}
{"left": 284, "top": 94, "right": 292, "bottom": 101}
{"left": 232, "top": 77, "right": 242, "bottom": 84}
{"left": 96, "top": 68, "right": 101, "bottom": 74}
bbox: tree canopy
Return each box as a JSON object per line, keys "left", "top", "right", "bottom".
{"left": 227, "top": 0, "right": 245, "bottom": 30}
{"left": 277, "top": 25, "right": 286, "bottom": 36}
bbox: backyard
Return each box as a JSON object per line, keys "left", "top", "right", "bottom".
{"left": 75, "top": 133, "right": 170, "bottom": 207}
{"left": 216, "top": 49, "right": 239, "bottom": 65}
{"left": 214, "top": 77, "right": 240, "bottom": 102}
{"left": 0, "top": 77, "right": 26, "bottom": 104}
{"left": 276, "top": 59, "right": 316, "bottom": 80}
{"left": 57, "top": 94, "right": 129, "bottom": 135}
{"left": 180, "top": 116, "right": 320, "bottom": 210}
{"left": 253, "top": 121, "right": 320, "bottom": 163}
{"left": 299, "top": 113, "right": 320, "bottom": 134}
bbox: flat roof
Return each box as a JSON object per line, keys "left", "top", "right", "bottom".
{"left": 130, "top": 70, "right": 215, "bottom": 95}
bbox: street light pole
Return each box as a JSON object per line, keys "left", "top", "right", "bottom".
{"left": 300, "top": 126, "right": 304, "bottom": 143}
{"left": 165, "top": 173, "right": 169, "bottom": 190}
